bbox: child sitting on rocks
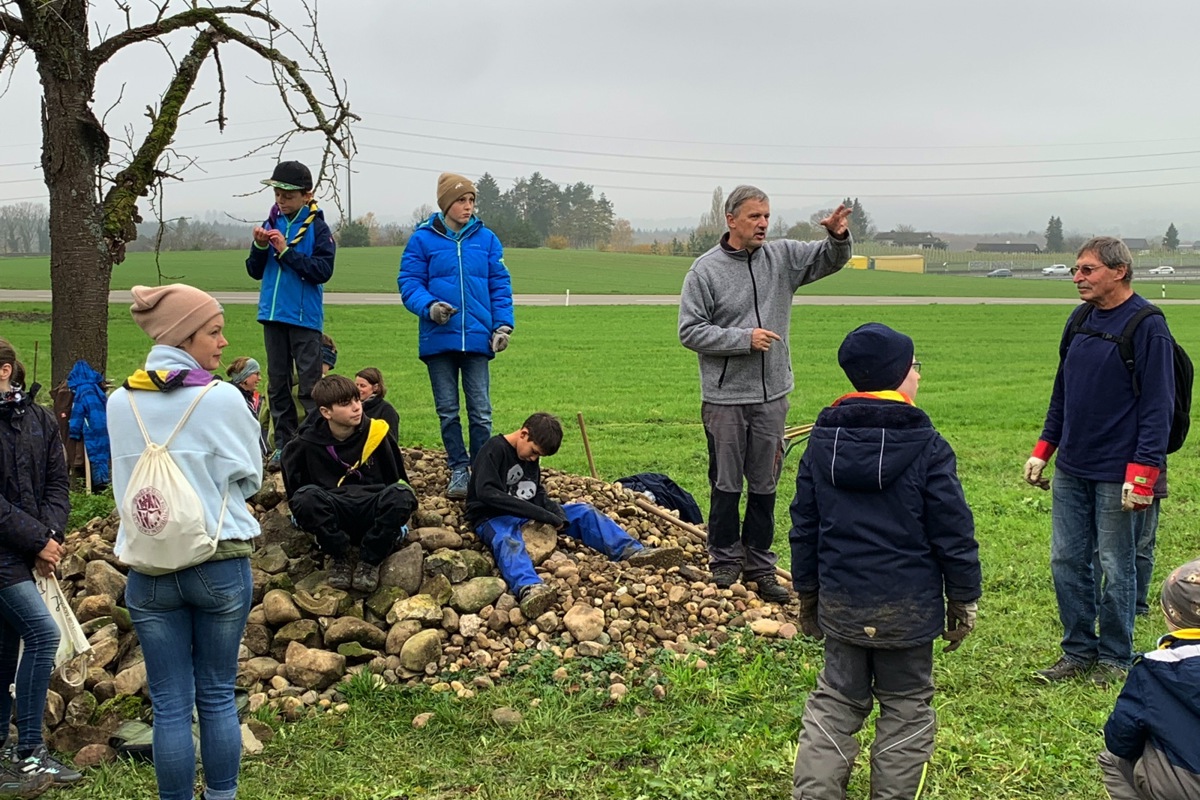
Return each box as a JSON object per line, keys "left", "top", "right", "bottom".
{"left": 281, "top": 375, "right": 416, "bottom": 593}
{"left": 1099, "top": 557, "right": 1200, "bottom": 799}
{"left": 465, "top": 412, "right": 685, "bottom": 618}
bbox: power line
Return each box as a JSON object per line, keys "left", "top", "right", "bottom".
{"left": 356, "top": 126, "right": 1200, "bottom": 169}
{"left": 361, "top": 110, "right": 1200, "bottom": 152}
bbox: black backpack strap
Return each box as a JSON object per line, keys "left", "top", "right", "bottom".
{"left": 1115, "top": 305, "right": 1166, "bottom": 396}
{"left": 1059, "top": 303, "right": 1095, "bottom": 363}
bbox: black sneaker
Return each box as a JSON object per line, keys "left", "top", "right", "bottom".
{"left": 1034, "top": 656, "right": 1092, "bottom": 684}
{"left": 0, "top": 762, "right": 51, "bottom": 798}
{"left": 327, "top": 558, "right": 353, "bottom": 591}
{"left": 710, "top": 565, "right": 741, "bottom": 589}
{"left": 750, "top": 573, "right": 790, "bottom": 604}
{"left": 16, "top": 745, "right": 82, "bottom": 784}
{"left": 351, "top": 560, "right": 380, "bottom": 593}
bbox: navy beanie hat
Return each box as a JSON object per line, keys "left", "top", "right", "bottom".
{"left": 837, "top": 323, "right": 915, "bottom": 391}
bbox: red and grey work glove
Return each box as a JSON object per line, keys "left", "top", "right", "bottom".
{"left": 491, "top": 325, "right": 513, "bottom": 353}
{"left": 796, "top": 591, "right": 823, "bottom": 640}
{"left": 428, "top": 301, "right": 457, "bottom": 325}
{"left": 942, "top": 600, "right": 977, "bottom": 653}
{"left": 1121, "top": 463, "right": 1160, "bottom": 512}
{"left": 1022, "top": 440, "right": 1056, "bottom": 490}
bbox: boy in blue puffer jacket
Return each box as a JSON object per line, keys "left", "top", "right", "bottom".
{"left": 789, "top": 323, "right": 982, "bottom": 800}
{"left": 398, "top": 172, "right": 514, "bottom": 500}
{"left": 1099, "top": 557, "right": 1200, "bottom": 800}
{"left": 246, "top": 160, "right": 336, "bottom": 469}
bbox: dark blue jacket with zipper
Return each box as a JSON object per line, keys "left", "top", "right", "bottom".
{"left": 398, "top": 214, "right": 514, "bottom": 361}
{"left": 790, "top": 395, "right": 981, "bottom": 648}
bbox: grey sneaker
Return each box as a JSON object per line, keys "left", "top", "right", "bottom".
{"left": 446, "top": 468, "right": 469, "bottom": 500}
{"left": 1034, "top": 656, "right": 1093, "bottom": 684}
{"left": 16, "top": 745, "right": 82, "bottom": 784}
{"left": 0, "top": 762, "right": 51, "bottom": 798}
{"left": 1091, "top": 663, "right": 1128, "bottom": 689}
{"left": 710, "top": 565, "right": 741, "bottom": 589}
{"left": 518, "top": 584, "right": 556, "bottom": 619}
{"left": 351, "top": 560, "right": 380, "bottom": 593}
{"left": 750, "top": 573, "right": 790, "bottom": 604}
{"left": 625, "top": 546, "right": 687, "bottom": 570}
{"left": 327, "top": 557, "right": 353, "bottom": 591}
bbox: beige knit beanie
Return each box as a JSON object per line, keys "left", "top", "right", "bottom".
{"left": 130, "top": 284, "right": 224, "bottom": 347}
{"left": 437, "top": 172, "right": 477, "bottom": 214}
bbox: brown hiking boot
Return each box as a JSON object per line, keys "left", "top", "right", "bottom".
{"left": 351, "top": 561, "right": 380, "bottom": 593}
{"left": 518, "top": 584, "right": 556, "bottom": 619}
{"left": 710, "top": 565, "right": 741, "bottom": 589}
{"left": 1034, "top": 656, "right": 1092, "bottom": 684}
{"left": 1091, "top": 663, "right": 1128, "bottom": 689}
{"left": 327, "top": 557, "right": 353, "bottom": 591}
{"left": 625, "top": 546, "right": 687, "bottom": 570}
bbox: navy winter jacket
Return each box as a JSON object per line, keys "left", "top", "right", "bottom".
{"left": 398, "top": 214, "right": 514, "bottom": 361}
{"left": 1104, "top": 629, "right": 1200, "bottom": 776}
{"left": 245, "top": 206, "right": 336, "bottom": 332}
{"left": 789, "top": 396, "right": 981, "bottom": 648}
{"left": 0, "top": 385, "right": 69, "bottom": 588}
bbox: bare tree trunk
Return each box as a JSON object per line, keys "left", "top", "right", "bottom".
{"left": 34, "top": 15, "right": 112, "bottom": 385}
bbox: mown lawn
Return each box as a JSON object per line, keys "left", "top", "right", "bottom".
{"left": 3, "top": 300, "right": 1197, "bottom": 799}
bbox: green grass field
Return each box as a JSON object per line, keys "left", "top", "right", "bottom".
{"left": 3, "top": 298, "right": 1198, "bottom": 799}
{"left": 7, "top": 246, "right": 1200, "bottom": 298}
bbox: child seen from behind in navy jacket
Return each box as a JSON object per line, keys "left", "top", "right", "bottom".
{"left": 1098, "top": 558, "right": 1200, "bottom": 800}
{"left": 789, "top": 322, "right": 982, "bottom": 800}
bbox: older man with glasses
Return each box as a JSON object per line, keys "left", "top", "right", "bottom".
{"left": 1023, "top": 236, "right": 1177, "bottom": 689}
{"left": 678, "top": 186, "right": 852, "bottom": 604}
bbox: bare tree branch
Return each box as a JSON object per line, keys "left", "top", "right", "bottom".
{"left": 90, "top": 5, "right": 274, "bottom": 65}
{"left": 0, "top": 11, "right": 25, "bottom": 41}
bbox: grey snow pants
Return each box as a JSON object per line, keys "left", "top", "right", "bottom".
{"left": 793, "top": 638, "right": 935, "bottom": 800}
{"left": 1099, "top": 745, "right": 1200, "bottom": 800}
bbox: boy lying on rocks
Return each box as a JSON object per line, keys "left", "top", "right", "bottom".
{"left": 465, "top": 412, "right": 684, "bottom": 618}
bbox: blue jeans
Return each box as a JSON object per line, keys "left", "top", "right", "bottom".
{"left": 0, "top": 580, "right": 59, "bottom": 752}
{"left": 126, "top": 559, "right": 253, "bottom": 800}
{"left": 1051, "top": 472, "right": 1138, "bottom": 669}
{"left": 426, "top": 353, "right": 492, "bottom": 471}
{"left": 1094, "top": 498, "right": 1160, "bottom": 615}
{"left": 477, "top": 504, "right": 642, "bottom": 593}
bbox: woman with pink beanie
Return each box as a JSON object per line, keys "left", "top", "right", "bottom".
{"left": 106, "top": 284, "right": 262, "bottom": 800}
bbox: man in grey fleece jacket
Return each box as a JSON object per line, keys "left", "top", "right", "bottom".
{"left": 679, "top": 185, "right": 852, "bottom": 603}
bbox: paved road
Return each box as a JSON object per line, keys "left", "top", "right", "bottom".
{"left": 12, "top": 290, "right": 1200, "bottom": 306}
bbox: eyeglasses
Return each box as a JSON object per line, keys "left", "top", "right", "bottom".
{"left": 1070, "top": 264, "right": 1111, "bottom": 277}
{"left": 911, "top": 361, "right": 922, "bottom": 374}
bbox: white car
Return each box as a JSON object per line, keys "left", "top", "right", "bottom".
{"left": 1149, "top": 265, "right": 1176, "bottom": 275}
{"left": 1042, "top": 264, "right": 1070, "bottom": 276}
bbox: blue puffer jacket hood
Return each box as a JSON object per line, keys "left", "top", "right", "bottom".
{"left": 398, "top": 214, "right": 514, "bottom": 360}
{"left": 789, "top": 396, "right": 981, "bottom": 648}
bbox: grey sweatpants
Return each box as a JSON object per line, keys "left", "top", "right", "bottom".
{"left": 794, "top": 638, "right": 936, "bottom": 800}
{"left": 1099, "top": 745, "right": 1200, "bottom": 800}
{"left": 702, "top": 396, "right": 787, "bottom": 580}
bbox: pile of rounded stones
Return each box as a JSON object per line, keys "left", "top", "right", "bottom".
{"left": 47, "top": 447, "right": 799, "bottom": 762}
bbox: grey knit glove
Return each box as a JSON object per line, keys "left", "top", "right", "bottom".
{"left": 491, "top": 325, "right": 513, "bottom": 353}
{"left": 797, "top": 591, "right": 823, "bottom": 640}
{"left": 429, "top": 302, "right": 457, "bottom": 325}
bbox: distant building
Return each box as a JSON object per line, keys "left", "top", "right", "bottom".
{"left": 873, "top": 231, "right": 948, "bottom": 249}
{"left": 974, "top": 242, "right": 1041, "bottom": 253}
{"left": 1122, "top": 237, "right": 1151, "bottom": 251}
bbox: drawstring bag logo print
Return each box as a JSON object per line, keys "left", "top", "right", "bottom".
{"left": 131, "top": 484, "right": 169, "bottom": 535}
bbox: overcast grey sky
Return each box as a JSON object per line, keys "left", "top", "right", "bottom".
{"left": 4, "top": 0, "right": 1200, "bottom": 238}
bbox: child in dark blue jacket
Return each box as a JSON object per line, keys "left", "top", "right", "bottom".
{"left": 398, "top": 173, "right": 514, "bottom": 500}
{"left": 1099, "top": 558, "right": 1200, "bottom": 799}
{"left": 246, "top": 160, "right": 336, "bottom": 470}
{"left": 789, "top": 323, "right": 982, "bottom": 800}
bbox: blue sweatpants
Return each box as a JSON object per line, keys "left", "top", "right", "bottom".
{"left": 477, "top": 503, "right": 642, "bottom": 593}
